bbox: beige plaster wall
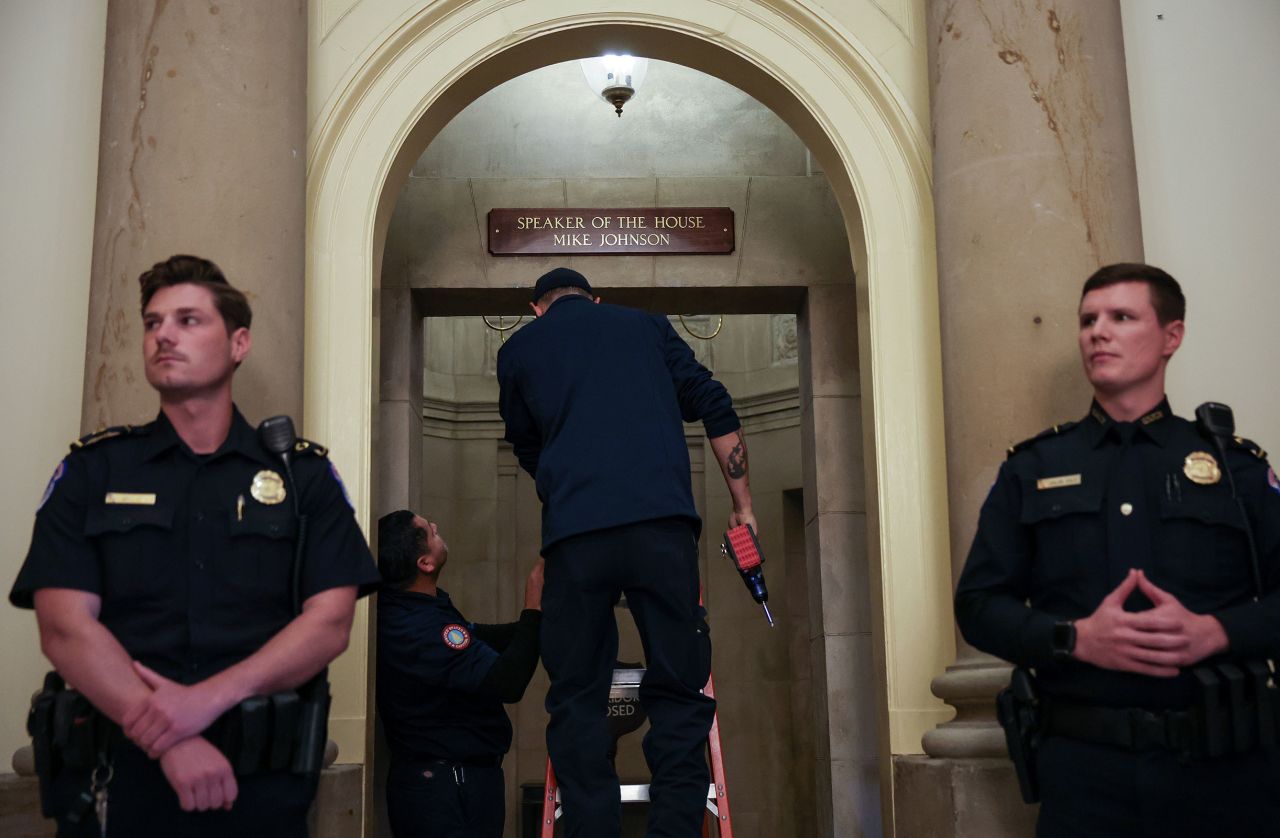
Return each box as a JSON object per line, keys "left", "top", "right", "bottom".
{"left": 811, "top": 0, "right": 929, "bottom": 122}
{"left": 0, "top": 0, "right": 108, "bottom": 767}
{"left": 1121, "top": 1, "right": 1280, "bottom": 437}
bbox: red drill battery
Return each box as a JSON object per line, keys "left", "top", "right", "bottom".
{"left": 721, "top": 524, "right": 773, "bottom": 625}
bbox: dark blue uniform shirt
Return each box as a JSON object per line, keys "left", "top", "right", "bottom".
{"left": 10, "top": 408, "right": 379, "bottom": 684}
{"left": 375, "top": 587, "right": 512, "bottom": 761}
{"left": 956, "top": 400, "right": 1280, "bottom": 709}
{"left": 496, "top": 296, "right": 740, "bottom": 551}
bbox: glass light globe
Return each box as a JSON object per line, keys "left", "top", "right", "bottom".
{"left": 579, "top": 55, "right": 649, "bottom": 115}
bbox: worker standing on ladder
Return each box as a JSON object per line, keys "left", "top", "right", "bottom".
{"left": 497, "top": 267, "right": 757, "bottom": 838}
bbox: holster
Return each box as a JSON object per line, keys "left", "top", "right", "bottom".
{"left": 26, "top": 672, "right": 112, "bottom": 820}
{"left": 27, "top": 672, "right": 63, "bottom": 818}
{"left": 995, "top": 667, "right": 1041, "bottom": 804}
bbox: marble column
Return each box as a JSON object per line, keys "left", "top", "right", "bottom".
{"left": 81, "top": 0, "right": 307, "bottom": 431}
{"left": 899, "top": 1, "right": 1144, "bottom": 835}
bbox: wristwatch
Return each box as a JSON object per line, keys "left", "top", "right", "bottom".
{"left": 1051, "top": 620, "right": 1077, "bottom": 661}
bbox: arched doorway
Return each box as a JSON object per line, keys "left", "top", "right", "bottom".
{"left": 306, "top": 4, "right": 950, "bottom": 834}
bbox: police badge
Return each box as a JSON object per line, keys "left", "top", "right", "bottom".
{"left": 1183, "top": 451, "right": 1221, "bottom": 486}
{"left": 251, "top": 470, "right": 287, "bottom": 504}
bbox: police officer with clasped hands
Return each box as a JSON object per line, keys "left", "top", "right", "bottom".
{"left": 955, "top": 263, "right": 1280, "bottom": 837}
{"left": 10, "top": 255, "right": 379, "bottom": 836}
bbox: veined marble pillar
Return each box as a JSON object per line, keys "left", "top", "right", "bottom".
{"left": 82, "top": 0, "right": 307, "bottom": 430}
{"left": 898, "top": 2, "right": 1144, "bottom": 835}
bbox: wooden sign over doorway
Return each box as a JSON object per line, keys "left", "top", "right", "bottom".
{"left": 488, "top": 208, "right": 734, "bottom": 255}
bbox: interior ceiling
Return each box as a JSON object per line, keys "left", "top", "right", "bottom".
{"left": 408, "top": 58, "right": 817, "bottom": 180}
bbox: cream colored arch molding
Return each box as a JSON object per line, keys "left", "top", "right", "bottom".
{"left": 305, "top": 0, "right": 952, "bottom": 768}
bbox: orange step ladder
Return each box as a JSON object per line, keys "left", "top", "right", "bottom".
{"left": 539, "top": 668, "right": 734, "bottom": 837}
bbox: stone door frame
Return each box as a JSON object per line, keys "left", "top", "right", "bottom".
{"left": 306, "top": 3, "right": 951, "bottom": 832}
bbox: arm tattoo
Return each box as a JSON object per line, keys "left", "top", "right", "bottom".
{"left": 727, "top": 434, "right": 748, "bottom": 479}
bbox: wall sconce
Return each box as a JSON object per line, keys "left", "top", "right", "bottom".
{"left": 579, "top": 54, "right": 649, "bottom": 116}
{"left": 678, "top": 314, "right": 723, "bottom": 341}
{"left": 482, "top": 314, "right": 525, "bottom": 344}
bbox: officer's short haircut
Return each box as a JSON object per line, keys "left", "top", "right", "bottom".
{"left": 535, "top": 285, "right": 594, "bottom": 308}
{"left": 1080, "top": 263, "right": 1185, "bottom": 325}
{"left": 378, "top": 510, "right": 426, "bottom": 590}
{"left": 138, "top": 254, "right": 253, "bottom": 333}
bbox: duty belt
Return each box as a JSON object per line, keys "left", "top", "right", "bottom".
{"left": 29, "top": 672, "right": 329, "bottom": 782}
{"left": 1043, "top": 697, "right": 1277, "bottom": 760}
{"left": 205, "top": 675, "right": 331, "bottom": 776}
{"left": 1043, "top": 701, "right": 1198, "bottom": 755}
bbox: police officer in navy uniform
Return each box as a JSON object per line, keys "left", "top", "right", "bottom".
{"left": 955, "top": 263, "right": 1280, "bottom": 837}
{"left": 9, "top": 255, "right": 379, "bottom": 836}
{"left": 496, "top": 267, "right": 756, "bottom": 838}
{"left": 375, "top": 510, "right": 543, "bottom": 837}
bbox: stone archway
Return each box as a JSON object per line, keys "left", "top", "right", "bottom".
{"left": 306, "top": 3, "right": 950, "bottom": 833}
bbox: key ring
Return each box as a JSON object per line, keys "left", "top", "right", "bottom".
{"left": 91, "top": 760, "right": 114, "bottom": 790}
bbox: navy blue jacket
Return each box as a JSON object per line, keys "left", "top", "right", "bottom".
{"left": 376, "top": 588, "right": 512, "bottom": 761}
{"left": 497, "top": 296, "right": 740, "bottom": 550}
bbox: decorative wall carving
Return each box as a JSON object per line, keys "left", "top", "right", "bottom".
{"left": 772, "top": 314, "right": 798, "bottom": 366}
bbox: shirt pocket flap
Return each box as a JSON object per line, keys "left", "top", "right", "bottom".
{"left": 230, "top": 505, "right": 297, "bottom": 540}
{"left": 85, "top": 503, "right": 175, "bottom": 536}
{"left": 1159, "top": 493, "right": 1248, "bottom": 531}
{"left": 1020, "top": 485, "right": 1103, "bottom": 524}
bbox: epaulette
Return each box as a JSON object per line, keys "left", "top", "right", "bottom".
{"left": 292, "top": 438, "right": 329, "bottom": 457}
{"left": 69, "top": 424, "right": 137, "bottom": 452}
{"left": 1006, "top": 421, "right": 1078, "bottom": 459}
{"left": 1231, "top": 435, "right": 1267, "bottom": 461}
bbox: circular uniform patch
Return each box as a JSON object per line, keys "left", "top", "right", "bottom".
{"left": 37, "top": 460, "right": 66, "bottom": 512}
{"left": 1268, "top": 466, "right": 1280, "bottom": 496}
{"left": 442, "top": 624, "right": 471, "bottom": 650}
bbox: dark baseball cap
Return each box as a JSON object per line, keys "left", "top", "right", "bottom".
{"left": 531, "top": 267, "right": 593, "bottom": 303}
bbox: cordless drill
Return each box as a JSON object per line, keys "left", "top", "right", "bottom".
{"left": 722, "top": 523, "right": 774, "bottom": 626}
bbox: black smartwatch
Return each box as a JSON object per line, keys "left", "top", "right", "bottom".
{"left": 1051, "top": 620, "right": 1077, "bottom": 661}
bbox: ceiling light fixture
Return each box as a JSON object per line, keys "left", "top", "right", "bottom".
{"left": 579, "top": 54, "right": 649, "bottom": 117}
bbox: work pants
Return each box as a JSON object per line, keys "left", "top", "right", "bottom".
{"left": 542, "top": 517, "right": 715, "bottom": 838}
{"left": 1036, "top": 735, "right": 1280, "bottom": 838}
{"left": 54, "top": 733, "right": 313, "bottom": 837}
{"left": 385, "top": 756, "right": 505, "bottom": 838}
